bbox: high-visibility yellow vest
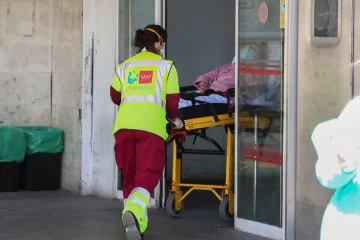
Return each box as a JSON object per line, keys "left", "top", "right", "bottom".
{"left": 111, "top": 51, "right": 179, "bottom": 140}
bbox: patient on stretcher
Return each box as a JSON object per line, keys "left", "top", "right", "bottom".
{"left": 179, "top": 46, "right": 280, "bottom": 109}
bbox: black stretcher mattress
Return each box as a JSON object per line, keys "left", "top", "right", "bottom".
{"left": 178, "top": 86, "right": 280, "bottom": 123}
{"left": 179, "top": 103, "right": 231, "bottom": 120}
{"left": 178, "top": 86, "right": 233, "bottom": 120}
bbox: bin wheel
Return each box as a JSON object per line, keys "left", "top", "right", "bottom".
{"left": 219, "top": 196, "right": 234, "bottom": 222}
{"left": 166, "top": 193, "right": 184, "bottom": 218}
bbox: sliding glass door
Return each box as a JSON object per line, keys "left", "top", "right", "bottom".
{"left": 235, "top": 0, "right": 286, "bottom": 238}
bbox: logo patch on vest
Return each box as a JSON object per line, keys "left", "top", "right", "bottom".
{"left": 139, "top": 71, "right": 153, "bottom": 84}
{"left": 125, "top": 67, "right": 156, "bottom": 91}
{"left": 127, "top": 71, "right": 139, "bottom": 84}
{"left": 127, "top": 70, "right": 154, "bottom": 85}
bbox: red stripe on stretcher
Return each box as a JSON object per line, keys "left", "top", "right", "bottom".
{"left": 239, "top": 65, "right": 280, "bottom": 76}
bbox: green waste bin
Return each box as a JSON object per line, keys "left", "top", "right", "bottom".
{"left": 0, "top": 126, "right": 26, "bottom": 192}
{"left": 19, "top": 126, "right": 64, "bottom": 154}
{"left": 18, "top": 126, "right": 64, "bottom": 191}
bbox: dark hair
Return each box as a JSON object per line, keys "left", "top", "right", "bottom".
{"left": 134, "top": 24, "right": 168, "bottom": 49}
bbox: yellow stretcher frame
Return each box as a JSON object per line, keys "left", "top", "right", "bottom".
{"left": 166, "top": 113, "right": 235, "bottom": 222}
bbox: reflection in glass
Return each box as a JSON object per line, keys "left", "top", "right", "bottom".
{"left": 237, "top": 0, "right": 284, "bottom": 228}
{"left": 314, "top": 0, "right": 338, "bottom": 37}
{"left": 130, "top": 0, "right": 155, "bottom": 55}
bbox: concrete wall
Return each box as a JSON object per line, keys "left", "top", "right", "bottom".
{"left": 0, "top": 0, "right": 52, "bottom": 126}
{"left": 81, "top": 0, "right": 118, "bottom": 198}
{"left": 52, "top": 0, "right": 83, "bottom": 192}
{"left": 0, "top": 0, "right": 82, "bottom": 193}
{"left": 354, "top": 4, "right": 360, "bottom": 96}
{"left": 296, "top": 0, "right": 355, "bottom": 239}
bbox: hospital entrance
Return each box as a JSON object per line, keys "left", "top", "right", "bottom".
{"left": 117, "top": 0, "right": 286, "bottom": 238}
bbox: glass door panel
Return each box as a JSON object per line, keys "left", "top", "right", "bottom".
{"left": 235, "top": 0, "right": 285, "bottom": 238}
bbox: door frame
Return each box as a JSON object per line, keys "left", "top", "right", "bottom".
{"left": 233, "top": 0, "right": 298, "bottom": 239}
{"left": 115, "top": 0, "right": 164, "bottom": 209}
{"left": 284, "top": 0, "right": 298, "bottom": 239}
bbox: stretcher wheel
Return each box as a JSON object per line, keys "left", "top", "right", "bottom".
{"left": 166, "top": 193, "right": 184, "bottom": 218}
{"left": 219, "top": 196, "right": 234, "bottom": 222}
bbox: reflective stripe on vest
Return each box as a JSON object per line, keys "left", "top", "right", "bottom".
{"left": 121, "top": 95, "right": 166, "bottom": 109}
{"left": 117, "top": 60, "right": 172, "bottom": 109}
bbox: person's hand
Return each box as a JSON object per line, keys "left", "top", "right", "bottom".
{"left": 168, "top": 118, "right": 184, "bottom": 129}
{"left": 197, "top": 82, "right": 210, "bottom": 93}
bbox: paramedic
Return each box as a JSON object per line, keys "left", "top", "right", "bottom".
{"left": 110, "top": 24, "right": 183, "bottom": 240}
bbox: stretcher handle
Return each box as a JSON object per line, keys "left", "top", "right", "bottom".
{"left": 166, "top": 116, "right": 185, "bottom": 130}
{"left": 168, "top": 122, "right": 176, "bottom": 129}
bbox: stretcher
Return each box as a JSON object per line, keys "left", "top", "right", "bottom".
{"left": 164, "top": 85, "right": 281, "bottom": 222}
{"left": 165, "top": 86, "right": 235, "bottom": 222}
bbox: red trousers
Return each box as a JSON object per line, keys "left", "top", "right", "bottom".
{"left": 114, "top": 129, "right": 165, "bottom": 199}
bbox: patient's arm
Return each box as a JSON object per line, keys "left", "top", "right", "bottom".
{"left": 193, "top": 68, "right": 219, "bottom": 92}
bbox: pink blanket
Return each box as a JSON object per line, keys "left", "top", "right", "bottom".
{"left": 193, "top": 64, "right": 235, "bottom": 93}
{"left": 193, "top": 64, "right": 269, "bottom": 100}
